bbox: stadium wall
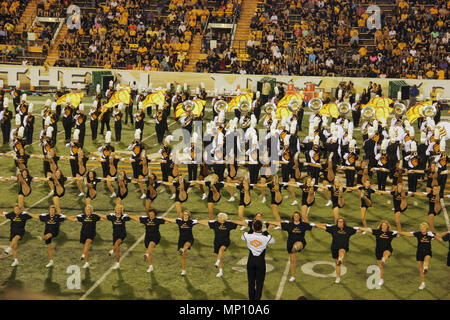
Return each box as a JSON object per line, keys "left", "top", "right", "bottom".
{"left": 0, "top": 65, "right": 449, "bottom": 99}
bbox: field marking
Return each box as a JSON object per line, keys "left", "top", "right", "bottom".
{"left": 79, "top": 201, "right": 176, "bottom": 300}
{"left": 441, "top": 198, "right": 450, "bottom": 231}
{"left": 275, "top": 258, "right": 290, "bottom": 300}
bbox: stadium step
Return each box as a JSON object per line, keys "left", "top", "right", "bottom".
{"left": 44, "top": 24, "right": 68, "bottom": 67}
{"left": 16, "top": 0, "right": 39, "bottom": 33}
{"left": 184, "top": 34, "right": 203, "bottom": 72}
{"left": 231, "top": 0, "right": 259, "bottom": 50}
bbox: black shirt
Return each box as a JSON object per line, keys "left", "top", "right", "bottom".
{"left": 413, "top": 231, "right": 434, "bottom": 252}
{"left": 77, "top": 213, "right": 101, "bottom": 234}
{"left": 325, "top": 225, "right": 358, "bottom": 249}
{"left": 176, "top": 218, "right": 197, "bottom": 240}
{"left": 107, "top": 213, "right": 131, "bottom": 234}
{"left": 281, "top": 221, "right": 313, "bottom": 243}
{"left": 5, "top": 212, "right": 32, "bottom": 232}
{"left": 442, "top": 232, "right": 450, "bottom": 252}
{"left": 208, "top": 220, "right": 237, "bottom": 243}
{"left": 372, "top": 229, "right": 397, "bottom": 250}
{"left": 140, "top": 217, "right": 165, "bottom": 236}
{"left": 39, "top": 213, "right": 65, "bottom": 233}
{"left": 359, "top": 186, "right": 375, "bottom": 200}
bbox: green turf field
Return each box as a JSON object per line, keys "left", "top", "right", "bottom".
{"left": 0, "top": 94, "right": 449, "bottom": 300}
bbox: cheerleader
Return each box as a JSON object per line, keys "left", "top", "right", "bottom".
{"left": 14, "top": 147, "right": 30, "bottom": 171}
{"left": 65, "top": 205, "right": 104, "bottom": 269}
{"left": 315, "top": 218, "right": 361, "bottom": 283}
{"left": 397, "top": 222, "right": 435, "bottom": 290}
{"left": 299, "top": 177, "right": 317, "bottom": 222}
{"left": 435, "top": 230, "right": 450, "bottom": 267}
{"left": 435, "top": 140, "right": 448, "bottom": 198}
{"left": 235, "top": 177, "right": 253, "bottom": 222}
{"left": 268, "top": 212, "right": 315, "bottom": 282}
{"left": 113, "top": 103, "right": 123, "bottom": 142}
{"left": 48, "top": 169, "right": 75, "bottom": 214}
{"left": 66, "top": 129, "right": 87, "bottom": 197}
{"left": 413, "top": 185, "right": 442, "bottom": 233}
{"left": 114, "top": 170, "right": 132, "bottom": 205}
{"left": 265, "top": 175, "right": 283, "bottom": 224}
{"left": 164, "top": 175, "right": 191, "bottom": 217}
{"left": 307, "top": 135, "right": 322, "bottom": 183}
{"left": 31, "top": 205, "right": 66, "bottom": 268}
{"left": 144, "top": 173, "right": 160, "bottom": 212}
{"left": 164, "top": 210, "right": 198, "bottom": 276}
{"left": 279, "top": 134, "right": 298, "bottom": 206}
{"left": 425, "top": 162, "right": 438, "bottom": 193}
{"left": 15, "top": 169, "right": 39, "bottom": 210}
{"left": 360, "top": 221, "right": 398, "bottom": 286}
{"left": 129, "top": 209, "right": 168, "bottom": 273}
{"left": 0, "top": 204, "right": 32, "bottom": 267}
{"left": 73, "top": 104, "right": 86, "bottom": 147}
{"left": 89, "top": 101, "right": 99, "bottom": 141}
{"left": 404, "top": 141, "right": 421, "bottom": 192}
{"left": 98, "top": 131, "right": 119, "bottom": 197}
{"left": 107, "top": 204, "right": 131, "bottom": 270}
{"left": 359, "top": 179, "right": 378, "bottom": 229}
{"left": 127, "top": 129, "right": 146, "bottom": 199}
{"left": 84, "top": 170, "right": 104, "bottom": 205}
{"left": 199, "top": 174, "right": 223, "bottom": 220}
{"left": 328, "top": 178, "right": 347, "bottom": 224}
{"left": 197, "top": 212, "right": 238, "bottom": 278}
{"left": 41, "top": 126, "right": 59, "bottom": 194}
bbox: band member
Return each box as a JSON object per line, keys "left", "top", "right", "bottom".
{"left": 128, "top": 129, "right": 147, "bottom": 198}
{"left": 129, "top": 209, "right": 168, "bottom": 273}
{"left": 62, "top": 98, "right": 74, "bottom": 142}
{"left": 12, "top": 81, "right": 21, "bottom": 112}
{"left": 405, "top": 141, "right": 421, "bottom": 192}
{"left": 32, "top": 206, "right": 66, "bottom": 268}
{"left": 363, "top": 126, "right": 377, "bottom": 173}
{"left": 360, "top": 220, "right": 398, "bottom": 286}
{"left": 49, "top": 102, "right": 58, "bottom": 142}
{"left": 0, "top": 80, "right": 4, "bottom": 109}
{"left": 164, "top": 210, "right": 198, "bottom": 276}
{"left": 101, "top": 81, "right": 114, "bottom": 133}
{"left": 89, "top": 100, "right": 100, "bottom": 141}
{"left": 134, "top": 102, "right": 145, "bottom": 139}
{"left": 0, "top": 204, "right": 32, "bottom": 267}
{"left": 374, "top": 139, "right": 389, "bottom": 191}
{"left": 55, "top": 81, "right": 64, "bottom": 119}
{"left": 397, "top": 222, "right": 435, "bottom": 290}
{"left": 107, "top": 204, "right": 131, "bottom": 270}
{"left": 154, "top": 102, "right": 168, "bottom": 144}
{"left": 342, "top": 139, "right": 358, "bottom": 187}
{"left": 113, "top": 103, "right": 123, "bottom": 141}
{"left": 236, "top": 177, "right": 253, "bottom": 222}
{"left": 0, "top": 99, "right": 12, "bottom": 144}
{"left": 307, "top": 135, "right": 322, "bottom": 182}
{"left": 23, "top": 103, "right": 34, "bottom": 145}
{"left": 197, "top": 212, "right": 239, "bottom": 278}
{"left": 435, "top": 140, "right": 448, "bottom": 198}
{"left": 268, "top": 212, "right": 315, "bottom": 282}
{"left": 241, "top": 219, "right": 275, "bottom": 300}
{"left": 17, "top": 94, "right": 28, "bottom": 123}
{"left": 98, "top": 131, "right": 119, "bottom": 197}
{"left": 74, "top": 104, "right": 87, "bottom": 147}
{"left": 315, "top": 218, "right": 361, "bottom": 283}
{"left": 66, "top": 129, "right": 87, "bottom": 197}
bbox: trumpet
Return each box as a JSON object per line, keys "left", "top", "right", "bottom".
{"left": 393, "top": 102, "right": 406, "bottom": 116}
{"left": 214, "top": 100, "right": 228, "bottom": 114}
{"left": 361, "top": 106, "right": 375, "bottom": 120}
{"left": 422, "top": 105, "right": 436, "bottom": 118}
{"left": 238, "top": 100, "right": 251, "bottom": 114}
{"left": 263, "top": 102, "right": 277, "bottom": 114}
{"left": 288, "top": 99, "right": 301, "bottom": 113}
{"left": 338, "top": 102, "right": 351, "bottom": 116}
{"left": 308, "top": 98, "right": 323, "bottom": 113}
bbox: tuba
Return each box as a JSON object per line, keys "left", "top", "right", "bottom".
{"left": 422, "top": 105, "right": 436, "bottom": 118}
{"left": 338, "top": 102, "right": 351, "bottom": 116}
{"left": 214, "top": 100, "right": 228, "bottom": 114}
{"left": 288, "top": 99, "right": 301, "bottom": 113}
{"left": 238, "top": 100, "right": 251, "bottom": 114}
{"left": 263, "top": 102, "right": 277, "bottom": 114}
{"left": 308, "top": 98, "right": 323, "bottom": 113}
{"left": 181, "top": 100, "right": 195, "bottom": 127}
{"left": 361, "top": 106, "right": 375, "bottom": 120}
{"left": 393, "top": 102, "right": 406, "bottom": 116}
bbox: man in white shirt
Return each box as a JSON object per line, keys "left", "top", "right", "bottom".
{"left": 242, "top": 220, "right": 275, "bottom": 300}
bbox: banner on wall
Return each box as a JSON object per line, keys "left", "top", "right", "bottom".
{"left": 0, "top": 65, "right": 448, "bottom": 99}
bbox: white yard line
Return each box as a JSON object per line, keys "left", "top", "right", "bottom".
{"left": 275, "top": 259, "right": 290, "bottom": 300}
{"left": 141, "top": 121, "right": 176, "bottom": 142}
{"left": 79, "top": 201, "right": 176, "bottom": 300}
{"left": 440, "top": 199, "right": 450, "bottom": 231}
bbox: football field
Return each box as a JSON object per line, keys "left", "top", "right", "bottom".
{"left": 0, "top": 95, "right": 449, "bottom": 300}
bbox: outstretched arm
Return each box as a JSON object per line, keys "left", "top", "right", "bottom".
{"left": 360, "top": 227, "right": 372, "bottom": 233}
{"left": 435, "top": 231, "right": 449, "bottom": 241}
{"left": 314, "top": 223, "right": 327, "bottom": 230}
{"left": 230, "top": 219, "right": 248, "bottom": 226}
{"left": 65, "top": 216, "right": 78, "bottom": 222}
{"left": 397, "top": 231, "right": 414, "bottom": 237}
{"left": 267, "top": 221, "right": 281, "bottom": 227}
{"left": 162, "top": 217, "right": 177, "bottom": 223}
{"left": 28, "top": 213, "right": 40, "bottom": 219}
{"left": 128, "top": 215, "right": 141, "bottom": 222}
{"left": 97, "top": 214, "right": 108, "bottom": 220}
{"left": 196, "top": 220, "right": 210, "bottom": 226}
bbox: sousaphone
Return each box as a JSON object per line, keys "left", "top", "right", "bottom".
{"left": 308, "top": 98, "right": 323, "bottom": 113}
{"left": 263, "top": 102, "right": 277, "bottom": 114}
{"left": 422, "top": 105, "right": 436, "bottom": 118}
{"left": 288, "top": 99, "right": 301, "bottom": 113}
{"left": 361, "top": 106, "right": 375, "bottom": 120}
{"left": 214, "top": 100, "right": 228, "bottom": 114}
{"left": 181, "top": 100, "right": 195, "bottom": 127}
{"left": 393, "top": 102, "right": 406, "bottom": 116}
{"left": 338, "top": 102, "right": 351, "bottom": 116}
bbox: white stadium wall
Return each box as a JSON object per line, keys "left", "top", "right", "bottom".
{"left": 0, "top": 65, "right": 449, "bottom": 99}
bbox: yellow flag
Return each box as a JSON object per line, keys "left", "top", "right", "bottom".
{"left": 227, "top": 93, "right": 253, "bottom": 111}
{"left": 56, "top": 92, "right": 84, "bottom": 107}
{"left": 277, "top": 92, "right": 304, "bottom": 108}
{"left": 142, "top": 89, "right": 166, "bottom": 110}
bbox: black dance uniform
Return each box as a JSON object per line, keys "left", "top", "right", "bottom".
{"left": 39, "top": 213, "right": 66, "bottom": 244}
{"left": 205, "top": 181, "right": 223, "bottom": 203}
{"left": 301, "top": 184, "right": 317, "bottom": 207}
{"left": 107, "top": 213, "right": 131, "bottom": 244}
{"left": 43, "top": 153, "right": 60, "bottom": 176}
{"left": 413, "top": 231, "right": 434, "bottom": 261}
{"left": 325, "top": 224, "right": 358, "bottom": 259}
{"left": 328, "top": 186, "right": 346, "bottom": 208}
{"left": 371, "top": 229, "right": 398, "bottom": 260}
{"left": 267, "top": 182, "right": 283, "bottom": 205}
{"left": 140, "top": 216, "right": 165, "bottom": 247}
{"left": 15, "top": 153, "right": 30, "bottom": 169}
{"left": 49, "top": 176, "right": 67, "bottom": 198}
{"left": 18, "top": 175, "right": 32, "bottom": 197}
{"left": 77, "top": 213, "right": 101, "bottom": 243}
{"left": 391, "top": 191, "right": 407, "bottom": 213}
{"left": 359, "top": 186, "right": 375, "bottom": 208}
{"left": 173, "top": 181, "right": 191, "bottom": 203}
{"left": 146, "top": 181, "right": 161, "bottom": 201}
{"left": 86, "top": 175, "right": 101, "bottom": 200}
{"left": 69, "top": 143, "right": 87, "bottom": 177}
{"left": 116, "top": 177, "right": 132, "bottom": 200}
{"left": 237, "top": 183, "right": 253, "bottom": 207}
{"left": 441, "top": 232, "right": 450, "bottom": 266}
{"left": 5, "top": 212, "right": 32, "bottom": 240}
{"left": 176, "top": 218, "right": 198, "bottom": 250}
{"left": 427, "top": 192, "right": 441, "bottom": 215}
{"left": 99, "top": 145, "right": 119, "bottom": 177}
{"left": 281, "top": 221, "right": 313, "bottom": 253}
{"left": 208, "top": 220, "right": 237, "bottom": 253}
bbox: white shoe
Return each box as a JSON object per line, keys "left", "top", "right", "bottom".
{"left": 325, "top": 200, "right": 332, "bottom": 207}
{"left": 48, "top": 190, "right": 54, "bottom": 196}
{"left": 228, "top": 196, "right": 235, "bottom": 202}
{"left": 108, "top": 249, "right": 114, "bottom": 256}
{"left": 362, "top": 231, "right": 366, "bottom": 235}
{"left": 240, "top": 226, "right": 246, "bottom": 230}
{"left": 378, "top": 279, "right": 384, "bottom": 286}
{"left": 45, "top": 260, "right": 54, "bottom": 268}
{"left": 170, "top": 194, "right": 176, "bottom": 200}
{"left": 216, "top": 270, "right": 223, "bottom": 278}
{"left": 78, "top": 192, "right": 85, "bottom": 197}
{"left": 419, "top": 282, "right": 425, "bottom": 290}
{"left": 201, "top": 193, "right": 207, "bottom": 200}
{"left": 80, "top": 254, "right": 85, "bottom": 260}
{"left": 110, "top": 192, "right": 116, "bottom": 198}
{"left": 291, "top": 200, "right": 298, "bottom": 206}
{"left": 335, "top": 277, "right": 341, "bottom": 284}
{"left": 181, "top": 270, "right": 186, "bottom": 276}
{"left": 289, "top": 276, "right": 296, "bottom": 282}
{"left": 215, "top": 260, "right": 220, "bottom": 268}
{"left": 140, "top": 193, "right": 146, "bottom": 199}
{"left": 112, "top": 262, "right": 120, "bottom": 270}
{"left": 82, "top": 262, "right": 89, "bottom": 269}
{"left": 146, "top": 265, "right": 154, "bottom": 273}
{"left": 11, "top": 259, "right": 18, "bottom": 267}
{"left": 261, "top": 197, "right": 266, "bottom": 204}
{"left": 159, "top": 189, "right": 165, "bottom": 194}
{"left": 274, "top": 226, "right": 281, "bottom": 230}
{"left": 4, "top": 247, "right": 11, "bottom": 255}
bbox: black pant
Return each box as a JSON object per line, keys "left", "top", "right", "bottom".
{"left": 408, "top": 173, "right": 418, "bottom": 192}
{"left": 213, "top": 163, "right": 226, "bottom": 182}
{"left": 24, "top": 126, "right": 33, "bottom": 145}
{"left": 125, "top": 105, "right": 133, "bottom": 124}
{"left": 308, "top": 166, "right": 320, "bottom": 183}
{"left": 438, "top": 174, "right": 447, "bottom": 198}
{"left": 63, "top": 116, "right": 72, "bottom": 140}
{"left": 115, "top": 121, "right": 122, "bottom": 141}
{"left": 156, "top": 123, "right": 166, "bottom": 144}
{"left": 90, "top": 119, "right": 98, "bottom": 141}
{"left": 247, "top": 253, "right": 266, "bottom": 300}
{"left": 188, "top": 164, "right": 198, "bottom": 181}
{"left": 352, "top": 110, "right": 360, "bottom": 127}
{"left": 78, "top": 126, "right": 86, "bottom": 148}
{"left": 377, "top": 170, "right": 388, "bottom": 191}
{"left": 298, "top": 108, "right": 304, "bottom": 131}
{"left": 345, "top": 169, "right": 356, "bottom": 187}
{"left": 1, "top": 122, "right": 11, "bottom": 144}
{"left": 100, "top": 113, "right": 111, "bottom": 134}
